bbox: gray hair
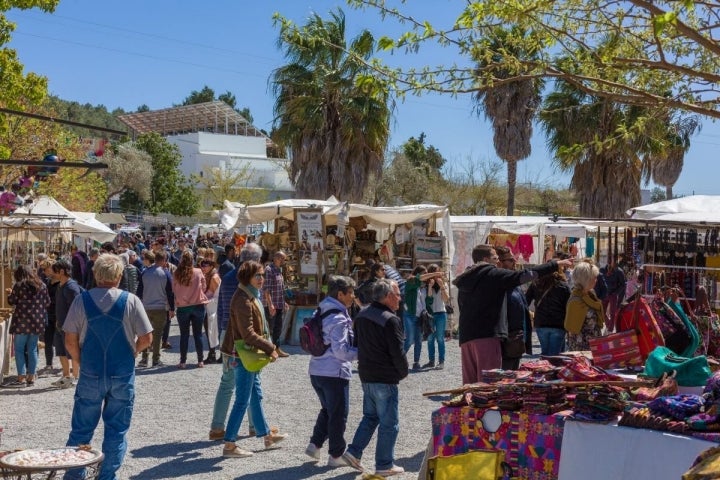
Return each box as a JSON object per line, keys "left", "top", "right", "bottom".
{"left": 573, "top": 261, "right": 599, "bottom": 290}
{"left": 327, "top": 275, "right": 356, "bottom": 298}
{"left": 93, "top": 253, "right": 124, "bottom": 284}
{"left": 89, "top": 248, "right": 100, "bottom": 258}
{"left": 372, "top": 278, "right": 397, "bottom": 303}
{"left": 238, "top": 242, "right": 263, "bottom": 263}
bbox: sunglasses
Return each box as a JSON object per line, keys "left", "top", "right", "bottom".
{"left": 253, "top": 273, "right": 264, "bottom": 280}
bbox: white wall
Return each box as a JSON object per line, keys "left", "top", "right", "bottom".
{"left": 166, "top": 132, "right": 294, "bottom": 195}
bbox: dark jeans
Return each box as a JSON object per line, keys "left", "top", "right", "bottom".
{"left": 264, "top": 307, "right": 284, "bottom": 345}
{"left": 177, "top": 305, "right": 205, "bottom": 364}
{"left": 162, "top": 312, "right": 171, "bottom": 343}
{"left": 310, "top": 375, "right": 350, "bottom": 458}
{"left": 44, "top": 319, "right": 56, "bottom": 366}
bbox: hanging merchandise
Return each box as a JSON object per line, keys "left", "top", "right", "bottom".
{"left": 585, "top": 237, "right": 595, "bottom": 257}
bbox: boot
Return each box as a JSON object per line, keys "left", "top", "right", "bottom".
{"left": 205, "top": 348, "right": 218, "bottom": 364}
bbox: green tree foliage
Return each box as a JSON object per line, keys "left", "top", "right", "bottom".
{"left": 132, "top": 132, "right": 199, "bottom": 216}
{"left": 0, "top": 0, "right": 59, "bottom": 158}
{"left": 191, "top": 163, "right": 268, "bottom": 210}
{"left": 45, "top": 96, "right": 128, "bottom": 138}
{"left": 650, "top": 187, "right": 667, "bottom": 203}
{"left": 37, "top": 167, "right": 107, "bottom": 212}
{"left": 181, "top": 86, "right": 253, "bottom": 122}
{"left": 271, "top": 8, "right": 392, "bottom": 202}
{"left": 402, "top": 133, "right": 445, "bottom": 172}
{"left": 349, "top": 0, "right": 720, "bottom": 119}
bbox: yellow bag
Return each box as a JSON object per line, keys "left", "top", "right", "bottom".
{"left": 426, "top": 449, "right": 510, "bottom": 480}
{"left": 683, "top": 445, "right": 720, "bottom": 480}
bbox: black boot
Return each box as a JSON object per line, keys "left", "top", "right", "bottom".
{"left": 204, "top": 348, "right": 217, "bottom": 364}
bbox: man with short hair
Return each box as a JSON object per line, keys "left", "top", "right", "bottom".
{"left": 51, "top": 259, "right": 83, "bottom": 389}
{"left": 136, "top": 250, "right": 175, "bottom": 367}
{"left": 84, "top": 248, "right": 99, "bottom": 290}
{"left": 344, "top": 279, "right": 408, "bottom": 477}
{"left": 262, "top": 251, "right": 289, "bottom": 357}
{"left": 218, "top": 244, "right": 236, "bottom": 277}
{"left": 63, "top": 253, "right": 152, "bottom": 480}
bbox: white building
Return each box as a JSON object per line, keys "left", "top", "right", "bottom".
{"left": 118, "top": 101, "right": 294, "bottom": 204}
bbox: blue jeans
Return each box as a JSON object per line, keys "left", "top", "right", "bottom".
{"left": 177, "top": 304, "right": 205, "bottom": 364}
{"left": 14, "top": 334, "right": 39, "bottom": 376}
{"left": 223, "top": 355, "right": 270, "bottom": 442}
{"left": 347, "top": 382, "right": 400, "bottom": 471}
{"left": 536, "top": 327, "right": 566, "bottom": 356}
{"left": 211, "top": 330, "right": 234, "bottom": 431}
{"left": 403, "top": 312, "right": 422, "bottom": 363}
{"left": 426, "top": 312, "right": 447, "bottom": 363}
{"left": 310, "top": 375, "right": 350, "bottom": 458}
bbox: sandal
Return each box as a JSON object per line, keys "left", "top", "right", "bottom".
{"left": 197, "top": 362, "right": 204, "bottom": 368}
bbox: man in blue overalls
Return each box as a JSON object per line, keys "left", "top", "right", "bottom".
{"left": 63, "top": 253, "right": 153, "bottom": 480}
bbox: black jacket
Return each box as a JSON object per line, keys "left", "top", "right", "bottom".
{"left": 526, "top": 280, "right": 571, "bottom": 330}
{"left": 354, "top": 303, "right": 408, "bottom": 384}
{"left": 453, "top": 260, "right": 559, "bottom": 345}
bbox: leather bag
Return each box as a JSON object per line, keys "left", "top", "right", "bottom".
{"left": 234, "top": 339, "right": 271, "bottom": 373}
{"left": 589, "top": 329, "right": 643, "bottom": 369}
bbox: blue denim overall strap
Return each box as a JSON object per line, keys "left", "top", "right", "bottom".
{"left": 80, "top": 290, "right": 134, "bottom": 377}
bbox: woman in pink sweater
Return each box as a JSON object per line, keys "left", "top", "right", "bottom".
{"left": 172, "top": 250, "right": 208, "bottom": 368}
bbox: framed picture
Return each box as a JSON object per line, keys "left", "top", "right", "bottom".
{"left": 294, "top": 209, "right": 325, "bottom": 276}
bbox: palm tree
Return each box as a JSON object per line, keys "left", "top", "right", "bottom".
{"left": 271, "top": 9, "right": 392, "bottom": 202}
{"left": 474, "top": 28, "right": 543, "bottom": 215}
{"left": 539, "top": 81, "right": 650, "bottom": 218}
{"left": 648, "top": 115, "right": 699, "bottom": 199}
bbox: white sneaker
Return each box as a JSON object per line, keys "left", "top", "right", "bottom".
{"left": 52, "top": 377, "right": 74, "bottom": 388}
{"left": 375, "top": 465, "right": 404, "bottom": 477}
{"left": 305, "top": 443, "right": 321, "bottom": 460}
{"left": 327, "top": 454, "right": 350, "bottom": 467}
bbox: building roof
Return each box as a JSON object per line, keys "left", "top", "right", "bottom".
{"left": 117, "top": 101, "right": 267, "bottom": 139}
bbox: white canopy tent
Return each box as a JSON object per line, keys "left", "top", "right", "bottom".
{"left": 443, "top": 215, "right": 594, "bottom": 277}
{"left": 14, "top": 196, "right": 117, "bottom": 243}
{"left": 627, "top": 195, "right": 720, "bottom": 221}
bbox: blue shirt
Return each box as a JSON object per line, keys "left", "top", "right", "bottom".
{"left": 217, "top": 267, "right": 238, "bottom": 332}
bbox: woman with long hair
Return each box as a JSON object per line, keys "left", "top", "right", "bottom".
{"left": 221, "top": 260, "right": 286, "bottom": 458}
{"left": 172, "top": 250, "right": 208, "bottom": 368}
{"left": 526, "top": 267, "right": 572, "bottom": 356}
{"left": 565, "top": 261, "right": 604, "bottom": 351}
{"left": 200, "top": 256, "right": 222, "bottom": 363}
{"left": 6, "top": 264, "right": 51, "bottom": 386}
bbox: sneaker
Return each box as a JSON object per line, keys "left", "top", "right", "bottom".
{"left": 53, "top": 377, "right": 74, "bottom": 389}
{"left": 51, "top": 377, "right": 67, "bottom": 387}
{"left": 375, "top": 465, "right": 405, "bottom": 477}
{"left": 222, "top": 445, "right": 253, "bottom": 458}
{"left": 69, "top": 377, "right": 78, "bottom": 387}
{"left": 327, "top": 454, "right": 350, "bottom": 467}
{"left": 412, "top": 362, "right": 421, "bottom": 370}
{"left": 138, "top": 359, "right": 148, "bottom": 368}
{"left": 436, "top": 362, "right": 445, "bottom": 370}
{"left": 209, "top": 429, "right": 225, "bottom": 441}
{"left": 152, "top": 360, "right": 165, "bottom": 368}
{"left": 421, "top": 361, "right": 436, "bottom": 369}
{"left": 341, "top": 451, "right": 364, "bottom": 471}
{"left": 263, "top": 432, "right": 287, "bottom": 450}
{"left": 305, "top": 443, "right": 321, "bottom": 460}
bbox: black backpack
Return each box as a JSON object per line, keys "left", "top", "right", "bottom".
{"left": 300, "top": 308, "right": 341, "bottom": 356}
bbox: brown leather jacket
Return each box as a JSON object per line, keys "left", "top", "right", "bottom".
{"left": 221, "top": 285, "right": 275, "bottom": 356}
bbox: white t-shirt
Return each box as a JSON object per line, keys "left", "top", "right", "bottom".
{"left": 63, "top": 288, "right": 153, "bottom": 348}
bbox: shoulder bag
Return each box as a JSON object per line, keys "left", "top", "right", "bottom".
{"left": 234, "top": 285, "right": 272, "bottom": 372}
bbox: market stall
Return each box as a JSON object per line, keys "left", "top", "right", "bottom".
{"left": 217, "top": 199, "right": 453, "bottom": 345}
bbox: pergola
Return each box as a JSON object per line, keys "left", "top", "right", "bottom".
{"left": 118, "top": 101, "right": 267, "bottom": 139}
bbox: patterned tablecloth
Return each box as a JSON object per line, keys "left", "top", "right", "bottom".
{"left": 431, "top": 406, "right": 569, "bottom": 480}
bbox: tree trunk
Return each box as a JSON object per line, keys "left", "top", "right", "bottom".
{"left": 666, "top": 185, "right": 673, "bottom": 200}
{"left": 506, "top": 160, "right": 517, "bottom": 215}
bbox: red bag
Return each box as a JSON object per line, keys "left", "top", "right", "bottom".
{"left": 589, "top": 329, "right": 643, "bottom": 369}
{"left": 557, "top": 355, "right": 624, "bottom": 382}
{"left": 617, "top": 294, "right": 665, "bottom": 360}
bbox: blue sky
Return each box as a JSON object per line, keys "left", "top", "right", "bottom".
{"left": 6, "top": 0, "right": 720, "bottom": 196}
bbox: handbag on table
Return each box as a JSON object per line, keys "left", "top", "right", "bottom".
{"left": 589, "top": 291, "right": 644, "bottom": 370}
{"left": 644, "top": 346, "right": 712, "bottom": 387}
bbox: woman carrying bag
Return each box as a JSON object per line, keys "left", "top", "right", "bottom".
{"left": 220, "top": 260, "right": 287, "bottom": 458}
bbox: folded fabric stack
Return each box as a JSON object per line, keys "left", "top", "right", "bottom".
{"left": 571, "top": 384, "right": 629, "bottom": 422}
{"left": 495, "top": 384, "right": 525, "bottom": 411}
{"left": 522, "top": 384, "right": 568, "bottom": 415}
{"left": 478, "top": 369, "right": 518, "bottom": 384}
{"left": 519, "top": 359, "right": 562, "bottom": 379}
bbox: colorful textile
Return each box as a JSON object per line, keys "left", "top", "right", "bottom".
{"left": 431, "top": 406, "right": 566, "bottom": 480}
